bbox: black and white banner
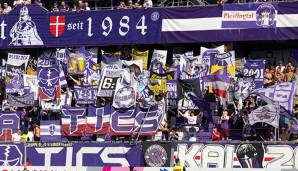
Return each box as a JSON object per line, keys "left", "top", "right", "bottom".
{"left": 97, "top": 67, "right": 123, "bottom": 97}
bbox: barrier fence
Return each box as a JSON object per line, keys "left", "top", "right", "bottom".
{"left": 1, "top": 141, "right": 298, "bottom": 169}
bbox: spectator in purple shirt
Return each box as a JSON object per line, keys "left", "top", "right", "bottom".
{"left": 59, "top": 0, "right": 69, "bottom": 12}
{"left": 220, "top": 109, "right": 230, "bottom": 140}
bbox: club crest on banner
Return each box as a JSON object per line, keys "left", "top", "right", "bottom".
{"left": 9, "top": 6, "right": 43, "bottom": 46}
{"left": 113, "top": 86, "right": 136, "bottom": 109}
{"left": 144, "top": 144, "right": 168, "bottom": 167}
{"left": 48, "top": 124, "right": 56, "bottom": 136}
{"left": 38, "top": 67, "right": 60, "bottom": 99}
{"left": 256, "top": 4, "right": 276, "bottom": 27}
{"left": 49, "top": 16, "right": 65, "bottom": 37}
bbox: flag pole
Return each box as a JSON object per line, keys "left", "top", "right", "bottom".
{"left": 133, "top": 93, "right": 156, "bottom": 143}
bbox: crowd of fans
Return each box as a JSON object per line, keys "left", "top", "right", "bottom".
{"left": 0, "top": 0, "right": 153, "bottom": 14}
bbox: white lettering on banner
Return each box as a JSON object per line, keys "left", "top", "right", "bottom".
{"left": 34, "top": 147, "right": 131, "bottom": 166}
{"left": 265, "top": 145, "right": 292, "bottom": 168}
{"left": 86, "top": 16, "right": 149, "bottom": 38}
{"left": 100, "top": 147, "right": 130, "bottom": 166}
{"left": 76, "top": 147, "right": 102, "bottom": 166}
{"left": 201, "top": 145, "right": 225, "bottom": 168}
{"left": 119, "top": 16, "right": 130, "bottom": 36}
{"left": 35, "top": 147, "right": 64, "bottom": 167}
{"left": 67, "top": 21, "right": 84, "bottom": 31}
{"left": 0, "top": 20, "right": 6, "bottom": 40}
{"left": 136, "top": 15, "right": 147, "bottom": 35}
{"left": 175, "top": 144, "right": 298, "bottom": 168}
{"left": 87, "top": 17, "right": 93, "bottom": 37}
{"left": 102, "top": 17, "right": 113, "bottom": 37}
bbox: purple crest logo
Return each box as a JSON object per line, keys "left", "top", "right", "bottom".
{"left": 48, "top": 124, "right": 56, "bottom": 136}
{"left": 114, "top": 87, "right": 135, "bottom": 109}
{"left": 144, "top": 144, "right": 167, "bottom": 167}
{"left": 0, "top": 145, "right": 23, "bottom": 166}
{"left": 256, "top": 4, "right": 276, "bottom": 27}
{"left": 38, "top": 67, "right": 59, "bottom": 98}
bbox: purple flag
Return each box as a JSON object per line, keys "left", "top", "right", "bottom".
{"left": 243, "top": 59, "right": 265, "bottom": 89}
{"left": 40, "top": 120, "right": 61, "bottom": 142}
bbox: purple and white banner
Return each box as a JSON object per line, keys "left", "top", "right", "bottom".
{"left": 7, "top": 93, "right": 35, "bottom": 107}
{"left": 166, "top": 80, "right": 177, "bottom": 108}
{"left": 243, "top": 59, "right": 265, "bottom": 89}
{"left": 40, "top": 120, "right": 62, "bottom": 142}
{"left": 199, "top": 46, "right": 225, "bottom": 89}
{"left": 0, "top": 4, "right": 297, "bottom": 48}
{"left": 150, "top": 50, "right": 167, "bottom": 74}
{"left": 26, "top": 143, "right": 143, "bottom": 167}
{"left": 74, "top": 85, "right": 97, "bottom": 104}
{"left": 5, "top": 53, "right": 30, "bottom": 94}
{"left": 222, "top": 3, "right": 278, "bottom": 29}
{"left": 112, "top": 79, "right": 136, "bottom": 109}
{"left": 248, "top": 104, "right": 279, "bottom": 128}
{"left": 0, "top": 112, "right": 20, "bottom": 141}
{"left": 252, "top": 82, "right": 296, "bottom": 114}
{"left": 0, "top": 143, "right": 24, "bottom": 166}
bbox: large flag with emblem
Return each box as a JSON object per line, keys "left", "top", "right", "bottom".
{"left": 252, "top": 82, "right": 296, "bottom": 115}
{"left": 37, "top": 58, "right": 61, "bottom": 101}
{"left": 248, "top": 104, "right": 279, "bottom": 128}
{"left": 5, "top": 53, "right": 30, "bottom": 94}
{"left": 40, "top": 120, "right": 62, "bottom": 142}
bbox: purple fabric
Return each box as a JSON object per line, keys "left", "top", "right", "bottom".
{"left": 26, "top": 143, "right": 143, "bottom": 166}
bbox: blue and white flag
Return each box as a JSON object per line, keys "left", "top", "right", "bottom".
{"left": 150, "top": 50, "right": 167, "bottom": 74}
{"left": 252, "top": 82, "right": 296, "bottom": 115}
{"left": 74, "top": 85, "right": 97, "bottom": 104}
{"left": 243, "top": 59, "right": 266, "bottom": 89}
{"left": 222, "top": 3, "right": 278, "bottom": 29}
{"left": 248, "top": 104, "right": 279, "bottom": 128}
{"left": 40, "top": 120, "right": 61, "bottom": 142}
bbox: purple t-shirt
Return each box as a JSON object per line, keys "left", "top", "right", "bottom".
{"left": 221, "top": 116, "right": 229, "bottom": 129}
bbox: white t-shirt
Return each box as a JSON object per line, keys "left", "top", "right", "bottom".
{"left": 12, "top": 133, "right": 21, "bottom": 142}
